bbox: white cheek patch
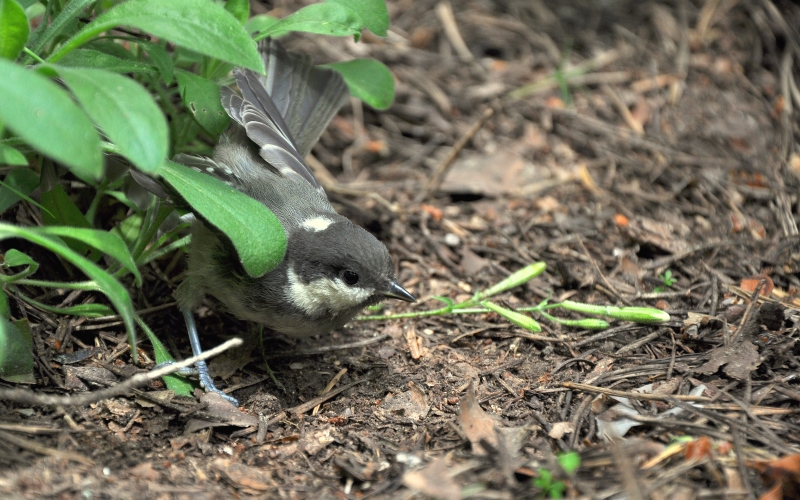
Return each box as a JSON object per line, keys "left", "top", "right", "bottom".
{"left": 300, "top": 217, "right": 334, "bottom": 232}
{"left": 286, "top": 268, "right": 373, "bottom": 317}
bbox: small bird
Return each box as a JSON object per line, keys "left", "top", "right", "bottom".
{"left": 172, "top": 39, "right": 415, "bottom": 405}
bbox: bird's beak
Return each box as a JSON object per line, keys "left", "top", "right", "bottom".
{"left": 383, "top": 281, "right": 416, "bottom": 302}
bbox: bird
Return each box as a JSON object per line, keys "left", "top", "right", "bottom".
{"left": 170, "top": 39, "right": 415, "bottom": 405}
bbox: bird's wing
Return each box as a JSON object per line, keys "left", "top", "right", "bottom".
{"left": 220, "top": 38, "right": 349, "bottom": 192}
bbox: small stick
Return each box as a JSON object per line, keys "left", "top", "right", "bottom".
{"left": 0, "top": 338, "right": 243, "bottom": 407}
{"left": 436, "top": 1, "right": 474, "bottom": 62}
{"left": 561, "top": 381, "right": 712, "bottom": 402}
{"left": 417, "top": 107, "right": 494, "bottom": 202}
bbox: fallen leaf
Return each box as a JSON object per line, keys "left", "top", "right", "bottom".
{"left": 129, "top": 461, "right": 160, "bottom": 481}
{"left": 548, "top": 422, "right": 574, "bottom": 439}
{"left": 740, "top": 274, "right": 774, "bottom": 296}
{"left": 212, "top": 458, "right": 271, "bottom": 492}
{"left": 749, "top": 454, "right": 800, "bottom": 500}
{"left": 403, "top": 458, "right": 461, "bottom": 500}
{"left": 457, "top": 383, "right": 499, "bottom": 454}
{"left": 379, "top": 382, "right": 430, "bottom": 421}
{"left": 696, "top": 341, "right": 760, "bottom": 380}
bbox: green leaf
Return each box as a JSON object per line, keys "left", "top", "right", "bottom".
{"left": 0, "top": 222, "right": 137, "bottom": 359}
{"left": 159, "top": 160, "right": 286, "bottom": 277}
{"left": 0, "top": 143, "right": 27, "bottom": 166}
{"left": 41, "top": 183, "right": 91, "bottom": 228}
{"left": 18, "top": 296, "right": 115, "bottom": 317}
{"left": 260, "top": 3, "right": 362, "bottom": 39}
{"left": 325, "top": 59, "right": 395, "bottom": 110}
{"left": 49, "top": 0, "right": 263, "bottom": 73}
{"left": 0, "top": 248, "right": 39, "bottom": 283}
{"left": 27, "top": 0, "right": 93, "bottom": 57}
{"left": 557, "top": 451, "right": 581, "bottom": 475}
{"left": 225, "top": 0, "right": 249, "bottom": 25}
{"left": 37, "top": 226, "right": 141, "bottom": 286}
{"left": 175, "top": 69, "right": 228, "bottom": 135}
{"left": 0, "top": 286, "right": 8, "bottom": 318}
{"left": 327, "top": 0, "right": 388, "bottom": 36}
{"left": 0, "top": 59, "right": 103, "bottom": 179}
{"left": 0, "top": 167, "right": 39, "bottom": 213}
{"left": 137, "top": 41, "right": 174, "bottom": 83}
{"left": 245, "top": 14, "right": 278, "bottom": 36}
{"left": 58, "top": 67, "right": 167, "bottom": 174}
{"left": 0, "top": 318, "right": 35, "bottom": 384}
{"left": 137, "top": 316, "right": 194, "bottom": 397}
{"left": 57, "top": 48, "right": 155, "bottom": 74}
{"left": 0, "top": 0, "right": 29, "bottom": 60}
{"left": 482, "top": 301, "right": 542, "bottom": 332}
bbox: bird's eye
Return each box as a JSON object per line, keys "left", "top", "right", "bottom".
{"left": 342, "top": 270, "right": 359, "bottom": 286}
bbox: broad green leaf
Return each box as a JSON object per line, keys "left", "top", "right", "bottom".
{"left": 27, "top": 0, "right": 92, "bottom": 57}
{"left": 0, "top": 286, "right": 8, "bottom": 317}
{"left": 0, "top": 317, "right": 35, "bottom": 383}
{"left": 41, "top": 184, "right": 91, "bottom": 228}
{"left": 57, "top": 48, "right": 155, "bottom": 74}
{"left": 0, "top": 248, "right": 39, "bottom": 282}
{"left": 225, "top": 0, "right": 249, "bottom": 25}
{"left": 49, "top": 0, "right": 263, "bottom": 72}
{"left": 40, "top": 183, "right": 95, "bottom": 258}
{"left": 0, "top": 143, "right": 28, "bottom": 166}
{"left": 137, "top": 316, "right": 194, "bottom": 397}
{"left": 0, "top": 0, "right": 29, "bottom": 60}
{"left": 0, "top": 222, "right": 137, "bottom": 358}
{"left": 175, "top": 69, "right": 228, "bottom": 135}
{"left": 0, "top": 59, "right": 103, "bottom": 179}
{"left": 38, "top": 226, "right": 141, "bottom": 286}
{"left": 326, "top": 59, "right": 394, "bottom": 110}
{"left": 137, "top": 41, "right": 174, "bottom": 83}
{"left": 85, "top": 40, "right": 138, "bottom": 61}
{"left": 245, "top": 14, "right": 278, "bottom": 36}
{"left": 259, "top": 3, "right": 362, "bottom": 40}
{"left": 58, "top": 67, "right": 167, "bottom": 174}
{"left": 18, "top": 296, "right": 115, "bottom": 317}
{"left": 327, "top": 0, "right": 388, "bottom": 36}
{"left": 0, "top": 167, "right": 38, "bottom": 213}
{"left": 159, "top": 160, "right": 286, "bottom": 277}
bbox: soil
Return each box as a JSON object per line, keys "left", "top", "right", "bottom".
{"left": 2, "top": 0, "right": 800, "bottom": 499}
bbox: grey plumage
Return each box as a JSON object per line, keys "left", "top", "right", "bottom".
{"left": 174, "top": 38, "right": 413, "bottom": 341}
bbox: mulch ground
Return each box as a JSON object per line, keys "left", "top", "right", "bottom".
{"left": 2, "top": 0, "right": 800, "bottom": 498}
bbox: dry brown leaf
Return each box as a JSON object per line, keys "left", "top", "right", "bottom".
{"left": 212, "top": 458, "right": 271, "bottom": 492}
{"left": 379, "top": 382, "right": 430, "bottom": 421}
{"left": 740, "top": 274, "right": 774, "bottom": 296}
{"left": 749, "top": 455, "right": 800, "bottom": 500}
{"left": 403, "top": 458, "right": 461, "bottom": 500}
{"left": 696, "top": 341, "right": 760, "bottom": 380}
{"left": 457, "top": 383, "right": 498, "bottom": 454}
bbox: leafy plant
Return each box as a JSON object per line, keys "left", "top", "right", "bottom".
{"left": 358, "top": 262, "right": 670, "bottom": 331}
{"left": 0, "top": 0, "right": 395, "bottom": 385}
{"left": 654, "top": 269, "right": 676, "bottom": 293}
{"left": 533, "top": 451, "right": 580, "bottom": 499}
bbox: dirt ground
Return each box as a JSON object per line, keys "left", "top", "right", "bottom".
{"left": 3, "top": 0, "right": 800, "bottom": 498}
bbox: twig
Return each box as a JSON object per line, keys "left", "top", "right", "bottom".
{"left": 0, "top": 338, "right": 243, "bottom": 406}
{"left": 0, "top": 430, "right": 94, "bottom": 465}
{"left": 436, "top": 1, "right": 473, "bottom": 62}
{"left": 561, "top": 382, "right": 712, "bottom": 402}
{"left": 417, "top": 107, "right": 494, "bottom": 202}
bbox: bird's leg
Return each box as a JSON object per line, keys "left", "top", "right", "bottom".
{"left": 180, "top": 309, "right": 239, "bottom": 406}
